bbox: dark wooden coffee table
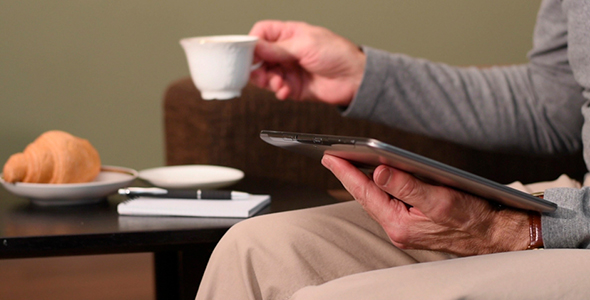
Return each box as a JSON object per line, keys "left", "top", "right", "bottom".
{"left": 0, "top": 177, "right": 339, "bottom": 300}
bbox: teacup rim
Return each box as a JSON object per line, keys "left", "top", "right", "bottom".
{"left": 180, "top": 35, "right": 258, "bottom": 45}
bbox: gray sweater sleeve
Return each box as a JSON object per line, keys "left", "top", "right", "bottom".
{"left": 543, "top": 187, "right": 590, "bottom": 248}
{"left": 343, "top": 0, "right": 590, "bottom": 248}
{"left": 542, "top": 0, "right": 590, "bottom": 249}
{"left": 344, "top": 48, "right": 585, "bottom": 155}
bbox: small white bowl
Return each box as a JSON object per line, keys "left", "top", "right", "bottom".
{"left": 138, "top": 165, "right": 244, "bottom": 189}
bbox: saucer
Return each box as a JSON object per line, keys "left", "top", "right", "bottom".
{"left": 138, "top": 165, "right": 244, "bottom": 189}
{"left": 0, "top": 165, "right": 138, "bottom": 206}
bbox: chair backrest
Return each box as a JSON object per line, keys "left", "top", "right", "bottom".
{"left": 164, "top": 77, "right": 587, "bottom": 190}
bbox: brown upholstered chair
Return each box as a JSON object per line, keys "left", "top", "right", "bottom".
{"left": 164, "top": 77, "right": 587, "bottom": 192}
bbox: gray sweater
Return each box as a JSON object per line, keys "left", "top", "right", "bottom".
{"left": 346, "top": 0, "right": 590, "bottom": 249}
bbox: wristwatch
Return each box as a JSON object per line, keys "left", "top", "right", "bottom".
{"left": 527, "top": 192, "right": 544, "bottom": 249}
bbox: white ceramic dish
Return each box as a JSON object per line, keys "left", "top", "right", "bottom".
{"left": 138, "top": 165, "right": 244, "bottom": 189}
{"left": 0, "top": 165, "right": 138, "bottom": 206}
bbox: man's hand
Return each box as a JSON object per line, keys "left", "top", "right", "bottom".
{"left": 321, "top": 154, "right": 531, "bottom": 256}
{"left": 248, "top": 20, "right": 366, "bottom": 106}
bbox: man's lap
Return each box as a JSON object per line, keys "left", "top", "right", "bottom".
{"left": 197, "top": 174, "right": 588, "bottom": 300}
{"left": 291, "top": 249, "right": 590, "bottom": 300}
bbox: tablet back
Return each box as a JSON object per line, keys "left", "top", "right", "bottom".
{"left": 260, "top": 130, "right": 557, "bottom": 212}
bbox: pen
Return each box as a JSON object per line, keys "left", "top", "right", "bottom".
{"left": 118, "top": 187, "right": 250, "bottom": 200}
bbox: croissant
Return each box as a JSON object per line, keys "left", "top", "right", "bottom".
{"left": 2, "top": 130, "right": 101, "bottom": 184}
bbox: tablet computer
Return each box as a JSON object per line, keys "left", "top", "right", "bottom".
{"left": 260, "top": 130, "right": 557, "bottom": 212}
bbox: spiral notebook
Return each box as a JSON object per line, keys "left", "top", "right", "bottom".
{"left": 117, "top": 194, "right": 271, "bottom": 218}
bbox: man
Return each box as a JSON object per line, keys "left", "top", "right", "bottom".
{"left": 196, "top": 0, "right": 590, "bottom": 299}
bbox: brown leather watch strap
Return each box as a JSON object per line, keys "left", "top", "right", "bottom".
{"left": 527, "top": 211, "right": 543, "bottom": 249}
{"left": 527, "top": 192, "right": 544, "bottom": 249}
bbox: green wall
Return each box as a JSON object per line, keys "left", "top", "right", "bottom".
{"left": 0, "top": 0, "right": 542, "bottom": 171}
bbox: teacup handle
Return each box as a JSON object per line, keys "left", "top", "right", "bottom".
{"left": 251, "top": 61, "right": 263, "bottom": 71}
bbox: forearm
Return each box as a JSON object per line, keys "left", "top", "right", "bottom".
{"left": 344, "top": 47, "right": 584, "bottom": 155}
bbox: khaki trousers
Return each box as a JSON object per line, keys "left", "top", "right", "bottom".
{"left": 195, "top": 175, "right": 590, "bottom": 300}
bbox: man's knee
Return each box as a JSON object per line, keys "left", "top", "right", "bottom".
{"left": 217, "top": 210, "right": 310, "bottom": 251}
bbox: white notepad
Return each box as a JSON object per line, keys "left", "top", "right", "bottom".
{"left": 117, "top": 194, "right": 271, "bottom": 218}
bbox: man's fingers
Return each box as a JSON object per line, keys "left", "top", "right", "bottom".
{"left": 250, "top": 68, "right": 267, "bottom": 88}
{"left": 373, "top": 166, "right": 427, "bottom": 202}
{"left": 250, "top": 21, "right": 306, "bottom": 64}
{"left": 254, "top": 40, "right": 298, "bottom": 64}
{"left": 321, "top": 155, "right": 403, "bottom": 222}
{"left": 373, "top": 165, "right": 457, "bottom": 219}
{"left": 249, "top": 20, "right": 289, "bottom": 42}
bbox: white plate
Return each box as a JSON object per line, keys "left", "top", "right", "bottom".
{"left": 0, "top": 165, "right": 138, "bottom": 206}
{"left": 138, "top": 165, "right": 244, "bottom": 189}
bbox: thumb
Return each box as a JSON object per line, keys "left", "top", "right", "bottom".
{"left": 373, "top": 166, "right": 438, "bottom": 216}
{"left": 255, "top": 39, "right": 298, "bottom": 64}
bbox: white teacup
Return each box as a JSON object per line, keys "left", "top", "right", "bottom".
{"left": 180, "top": 35, "right": 260, "bottom": 100}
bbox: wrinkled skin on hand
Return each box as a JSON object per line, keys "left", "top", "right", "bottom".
{"left": 321, "top": 154, "right": 530, "bottom": 256}
{"left": 249, "top": 20, "right": 366, "bottom": 106}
